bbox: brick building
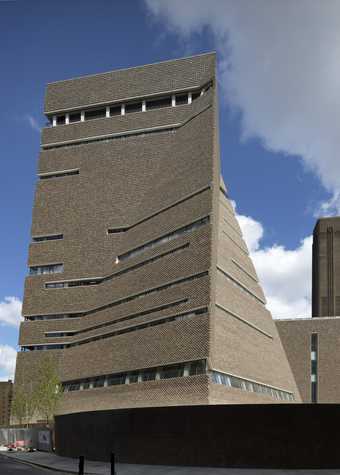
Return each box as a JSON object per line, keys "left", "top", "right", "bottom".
{"left": 312, "top": 217, "right": 340, "bottom": 317}
{"left": 0, "top": 380, "right": 13, "bottom": 427}
{"left": 276, "top": 216, "right": 340, "bottom": 403}
{"left": 15, "top": 53, "right": 300, "bottom": 416}
{"left": 276, "top": 316, "right": 340, "bottom": 403}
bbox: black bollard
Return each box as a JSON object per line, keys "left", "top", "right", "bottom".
{"left": 111, "top": 452, "right": 115, "bottom": 475}
{"left": 79, "top": 455, "right": 84, "bottom": 475}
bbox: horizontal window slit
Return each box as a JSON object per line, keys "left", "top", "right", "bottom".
{"left": 118, "top": 217, "right": 209, "bottom": 263}
{"left": 69, "top": 112, "right": 81, "bottom": 123}
{"left": 84, "top": 108, "right": 106, "bottom": 120}
{"left": 109, "top": 105, "right": 121, "bottom": 116}
{"left": 32, "top": 234, "right": 63, "bottom": 243}
{"left": 29, "top": 264, "right": 63, "bottom": 276}
{"left": 45, "top": 243, "right": 189, "bottom": 289}
{"left": 56, "top": 115, "right": 65, "bottom": 125}
{"left": 47, "top": 83, "right": 212, "bottom": 130}
{"left": 26, "top": 270, "right": 208, "bottom": 320}
{"left": 175, "top": 93, "right": 188, "bottom": 105}
{"left": 107, "top": 228, "right": 128, "bottom": 234}
{"left": 21, "top": 307, "right": 208, "bottom": 351}
{"left": 39, "top": 170, "right": 79, "bottom": 180}
{"left": 125, "top": 102, "right": 142, "bottom": 113}
{"left": 73, "top": 298, "right": 188, "bottom": 336}
{"left": 211, "top": 371, "right": 294, "bottom": 401}
{"left": 146, "top": 96, "right": 171, "bottom": 109}
{"left": 61, "top": 359, "right": 207, "bottom": 391}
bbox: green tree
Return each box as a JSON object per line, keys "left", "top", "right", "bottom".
{"left": 35, "top": 357, "right": 62, "bottom": 425}
{"left": 11, "top": 382, "right": 37, "bottom": 427}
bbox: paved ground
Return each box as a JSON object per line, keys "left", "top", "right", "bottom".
{"left": 1, "top": 451, "right": 340, "bottom": 474}
{"left": 0, "top": 455, "right": 59, "bottom": 475}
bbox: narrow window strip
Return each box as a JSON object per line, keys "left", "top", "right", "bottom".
{"left": 21, "top": 307, "right": 208, "bottom": 350}
{"left": 211, "top": 370, "right": 294, "bottom": 401}
{"left": 118, "top": 216, "right": 209, "bottom": 263}
{"left": 45, "top": 243, "right": 189, "bottom": 289}
{"left": 32, "top": 234, "right": 63, "bottom": 243}
{"left": 39, "top": 169, "right": 79, "bottom": 179}
{"left": 61, "top": 359, "right": 207, "bottom": 392}
{"left": 25, "top": 270, "right": 208, "bottom": 321}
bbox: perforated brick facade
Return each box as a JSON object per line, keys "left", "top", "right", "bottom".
{"left": 15, "top": 53, "right": 300, "bottom": 416}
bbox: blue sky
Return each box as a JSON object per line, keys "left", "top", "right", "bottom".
{"left": 0, "top": 0, "right": 336, "bottom": 379}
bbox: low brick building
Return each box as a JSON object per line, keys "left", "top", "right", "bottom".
{"left": 276, "top": 217, "right": 340, "bottom": 403}
{"left": 0, "top": 380, "right": 13, "bottom": 427}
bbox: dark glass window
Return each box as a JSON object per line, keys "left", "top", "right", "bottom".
{"left": 146, "top": 96, "right": 171, "bottom": 110}
{"left": 68, "top": 279, "right": 100, "bottom": 287}
{"left": 159, "top": 364, "right": 184, "bottom": 380}
{"left": 82, "top": 381, "right": 90, "bottom": 390}
{"left": 141, "top": 370, "right": 156, "bottom": 382}
{"left": 128, "top": 372, "right": 139, "bottom": 384}
{"left": 311, "top": 382, "right": 318, "bottom": 403}
{"left": 69, "top": 383, "right": 80, "bottom": 391}
{"left": 311, "top": 332, "right": 318, "bottom": 403}
{"left": 311, "top": 333, "right": 318, "bottom": 352}
{"left": 56, "top": 115, "right": 65, "bottom": 125}
{"left": 189, "top": 360, "right": 206, "bottom": 376}
{"left": 84, "top": 108, "right": 106, "bottom": 120}
{"left": 33, "top": 234, "right": 63, "bottom": 242}
{"left": 45, "top": 282, "right": 65, "bottom": 289}
{"left": 125, "top": 102, "right": 142, "bottom": 114}
{"left": 192, "top": 91, "right": 200, "bottom": 101}
{"left": 40, "top": 170, "right": 79, "bottom": 180}
{"left": 93, "top": 377, "right": 105, "bottom": 388}
{"left": 311, "top": 360, "right": 317, "bottom": 374}
{"left": 175, "top": 93, "right": 188, "bottom": 105}
{"left": 107, "top": 227, "right": 127, "bottom": 234}
{"left": 107, "top": 374, "right": 126, "bottom": 386}
{"left": 229, "top": 376, "right": 243, "bottom": 389}
{"left": 69, "top": 112, "right": 81, "bottom": 123}
{"left": 29, "top": 264, "right": 63, "bottom": 276}
{"left": 110, "top": 105, "right": 121, "bottom": 116}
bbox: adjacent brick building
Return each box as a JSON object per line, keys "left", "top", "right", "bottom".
{"left": 0, "top": 380, "right": 13, "bottom": 427}
{"left": 276, "top": 217, "right": 340, "bottom": 403}
{"left": 276, "top": 317, "right": 340, "bottom": 403}
{"left": 15, "top": 53, "right": 300, "bottom": 416}
{"left": 312, "top": 217, "right": 340, "bottom": 317}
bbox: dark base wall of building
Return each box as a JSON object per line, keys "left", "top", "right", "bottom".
{"left": 55, "top": 404, "right": 340, "bottom": 469}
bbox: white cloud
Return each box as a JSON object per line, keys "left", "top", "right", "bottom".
{"left": 0, "top": 296, "right": 22, "bottom": 327}
{"left": 146, "top": 0, "right": 340, "bottom": 214}
{"left": 26, "top": 114, "right": 41, "bottom": 132}
{"left": 0, "top": 345, "right": 17, "bottom": 381}
{"left": 235, "top": 214, "right": 263, "bottom": 253}
{"left": 235, "top": 210, "right": 312, "bottom": 318}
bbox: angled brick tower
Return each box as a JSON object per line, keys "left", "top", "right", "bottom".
{"left": 15, "top": 53, "right": 300, "bottom": 416}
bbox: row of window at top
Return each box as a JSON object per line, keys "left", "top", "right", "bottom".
{"left": 47, "top": 87, "right": 209, "bottom": 127}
